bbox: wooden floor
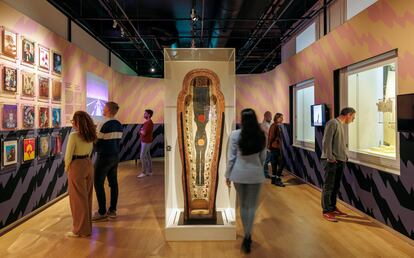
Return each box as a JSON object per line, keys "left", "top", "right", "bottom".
{"left": 0, "top": 160, "right": 413, "bottom": 258}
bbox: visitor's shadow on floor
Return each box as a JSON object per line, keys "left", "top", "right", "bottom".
{"left": 283, "top": 177, "right": 305, "bottom": 186}
{"left": 336, "top": 216, "right": 381, "bottom": 228}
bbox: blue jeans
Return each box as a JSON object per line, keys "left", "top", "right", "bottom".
{"left": 321, "top": 161, "right": 344, "bottom": 213}
{"left": 263, "top": 151, "right": 271, "bottom": 176}
{"left": 94, "top": 155, "right": 119, "bottom": 215}
{"left": 234, "top": 183, "right": 262, "bottom": 237}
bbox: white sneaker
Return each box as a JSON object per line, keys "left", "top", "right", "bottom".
{"left": 137, "top": 173, "right": 147, "bottom": 178}
{"left": 147, "top": 172, "right": 153, "bottom": 176}
{"left": 65, "top": 231, "right": 80, "bottom": 238}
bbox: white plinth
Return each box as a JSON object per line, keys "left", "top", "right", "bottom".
{"left": 165, "top": 208, "right": 236, "bottom": 241}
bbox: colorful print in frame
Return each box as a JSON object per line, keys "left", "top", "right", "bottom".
{"left": 23, "top": 137, "right": 36, "bottom": 161}
{"left": 3, "top": 140, "right": 18, "bottom": 166}
{"left": 22, "top": 105, "right": 35, "bottom": 129}
{"left": 1, "top": 28, "right": 17, "bottom": 59}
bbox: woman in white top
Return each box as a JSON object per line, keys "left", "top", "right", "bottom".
{"left": 64, "top": 111, "right": 97, "bottom": 237}
{"left": 225, "top": 108, "right": 266, "bottom": 254}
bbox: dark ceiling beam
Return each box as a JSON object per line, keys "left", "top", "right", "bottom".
{"left": 236, "top": 0, "right": 294, "bottom": 72}
{"left": 110, "top": 0, "right": 162, "bottom": 70}
{"left": 104, "top": 36, "right": 282, "bottom": 40}
{"left": 77, "top": 17, "right": 310, "bottom": 22}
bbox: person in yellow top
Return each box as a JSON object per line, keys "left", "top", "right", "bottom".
{"left": 64, "top": 111, "right": 97, "bottom": 237}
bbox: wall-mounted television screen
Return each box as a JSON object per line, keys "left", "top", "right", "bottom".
{"left": 397, "top": 93, "right": 414, "bottom": 132}
{"left": 311, "top": 104, "right": 328, "bottom": 126}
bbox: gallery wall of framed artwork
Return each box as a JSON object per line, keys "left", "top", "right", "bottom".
{"left": 0, "top": 24, "right": 64, "bottom": 131}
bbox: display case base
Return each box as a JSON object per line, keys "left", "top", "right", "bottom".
{"left": 165, "top": 208, "right": 236, "bottom": 241}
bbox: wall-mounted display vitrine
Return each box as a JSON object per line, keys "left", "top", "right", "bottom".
{"left": 341, "top": 50, "right": 400, "bottom": 174}
{"left": 164, "top": 48, "right": 236, "bottom": 241}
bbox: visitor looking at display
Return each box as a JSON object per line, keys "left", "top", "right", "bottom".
{"left": 137, "top": 109, "right": 154, "bottom": 178}
{"left": 260, "top": 111, "right": 272, "bottom": 179}
{"left": 93, "top": 102, "right": 123, "bottom": 221}
{"left": 321, "top": 107, "right": 356, "bottom": 222}
{"left": 225, "top": 108, "right": 266, "bottom": 254}
{"left": 64, "top": 111, "right": 96, "bottom": 237}
{"left": 268, "top": 113, "right": 285, "bottom": 187}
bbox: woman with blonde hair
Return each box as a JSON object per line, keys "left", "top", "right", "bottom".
{"left": 65, "top": 111, "right": 97, "bottom": 237}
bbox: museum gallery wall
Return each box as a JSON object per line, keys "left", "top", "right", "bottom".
{"left": 235, "top": 0, "right": 414, "bottom": 240}
{"left": 0, "top": 1, "right": 164, "bottom": 230}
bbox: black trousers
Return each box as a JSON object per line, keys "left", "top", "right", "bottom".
{"left": 94, "top": 155, "right": 119, "bottom": 215}
{"left": 270, "top": 149, "right": 284, "bottom": 178}
{"left": 321, "top": 161, "right": 344, "bottom": 213}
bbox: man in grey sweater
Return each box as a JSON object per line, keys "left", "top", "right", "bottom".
{"left": 321, "top": 107, "right": 356, "bottom": 222}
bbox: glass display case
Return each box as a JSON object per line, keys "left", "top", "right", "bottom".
{"left": 341, "top": 51, "right": 399, "bottom": 174}
{"left": 164, "top": 48, "right": 236, "bottom": 240}
{"left": 293, "top": 79, "right": 315, "bottom": 150}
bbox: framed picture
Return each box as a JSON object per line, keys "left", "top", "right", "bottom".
{"left": 3, "top": 140, "right": 18, "bottom": 166}
{"left": 1, "top": 27, "right": 17, "bottom": 59}
{"left": 22, "top": 105, "right": 35, "bottom": 129}
{"left": 38, "top": 76, "right": 49, "bottom": 99}
{"left": 52, "top": 51, "right": 62, "bottom": 76}
{"left": 51, "top": 134, "right": 62, "bottom": 155}
{"left": 2, "top": 104, "right": 17, "bottom": 129}
{"left": 38, "top": 45, "right": 49, "bottom": 71}
{"left": 22, "top": 37, "right": 35, "bottom": 66}
{"left": 39, "top": 107, "right": 49, "bottom": 128}
{"left": 52, "top": 79, "right": 61, "bottom": 102}
{"left": 3, "top": 66, "right": 17, "bottom": 93}
{"left": 23, "top": 137, "right": 36, "bottom": 162}
{"left": 52, "top": 108, "right": 61, "bottom": 128}
{"left": 21, "top": 72, "right": 35, "bottom": 97}
{"left": 38, "top": 135, "right": 50, "bottom": 159}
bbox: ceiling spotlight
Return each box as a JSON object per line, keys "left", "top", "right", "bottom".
{"left": 120, "top": 27, "right": 124, "bottom": 37}
{"left": 112, "top": 19, "right": 117, "bottom": 29}
{"left": 150, "top": 67, "right": 155, "bottom": 73}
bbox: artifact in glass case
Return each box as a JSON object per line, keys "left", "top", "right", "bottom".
{"left": 177, "top": 69, "right": 225, "bottom": 224}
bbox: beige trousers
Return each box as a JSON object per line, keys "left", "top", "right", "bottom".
{"left": 67, "top": 158, "right": 93, "bottom": 236}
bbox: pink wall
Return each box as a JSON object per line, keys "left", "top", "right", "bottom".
{"left": 0, "top": 1, "right": 165, "bottom": 125}
{"left": 237, "top": 0, "right": 414, "bottom": 123}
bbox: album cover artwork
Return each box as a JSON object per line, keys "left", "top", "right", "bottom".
{"left": 22, "top": 105, "right": 35, "bottom": 129}
{"left": 23, "top": 137, "right": 36, "bottom": 161}
{"left": 2, "top": 104, "right": 17, "bottom": 129}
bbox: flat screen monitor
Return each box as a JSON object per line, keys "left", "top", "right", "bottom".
{"left": 311, "top": 104, "right": 328, "bottom": 127}
{"left": 397, "top": 93, "right": 414, "bottom": 132}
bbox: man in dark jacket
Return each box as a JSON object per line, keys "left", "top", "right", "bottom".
{"left": 92, "top": 101, "right": 123, "bottom": 221}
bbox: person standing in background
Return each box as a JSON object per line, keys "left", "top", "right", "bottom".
{"left": 321, "top": 107, "right": 356, "bottom": 222}
{"left": 137, "top": 109, "right": 154, "bottom": 178}
{"left": 268, "top": 113, "right": 285, "bottom": 187}
{"left": 260, "top": 111, "right": 272, "bottom": 178}
{"left": 226, "top": 108, "right": 266, "bottom": 254}
{"left": 65, "top": 111, "right": 96, "bottom": 237}
{"left": 93, "top": 102, "right": 123, "bottom": 221}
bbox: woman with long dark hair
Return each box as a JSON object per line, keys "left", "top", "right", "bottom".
{"left": 225, "top": 108, "right": 266, "bottom": 253}
{"left": 65, "top": 111, "right": 97, "bottom": 237}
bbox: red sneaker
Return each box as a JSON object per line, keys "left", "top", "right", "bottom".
{"left": 323, "top": 212, "right": 338, "bottom": 222}
{"left": 333, "top": 208, "right": 348, "bottom": 217}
